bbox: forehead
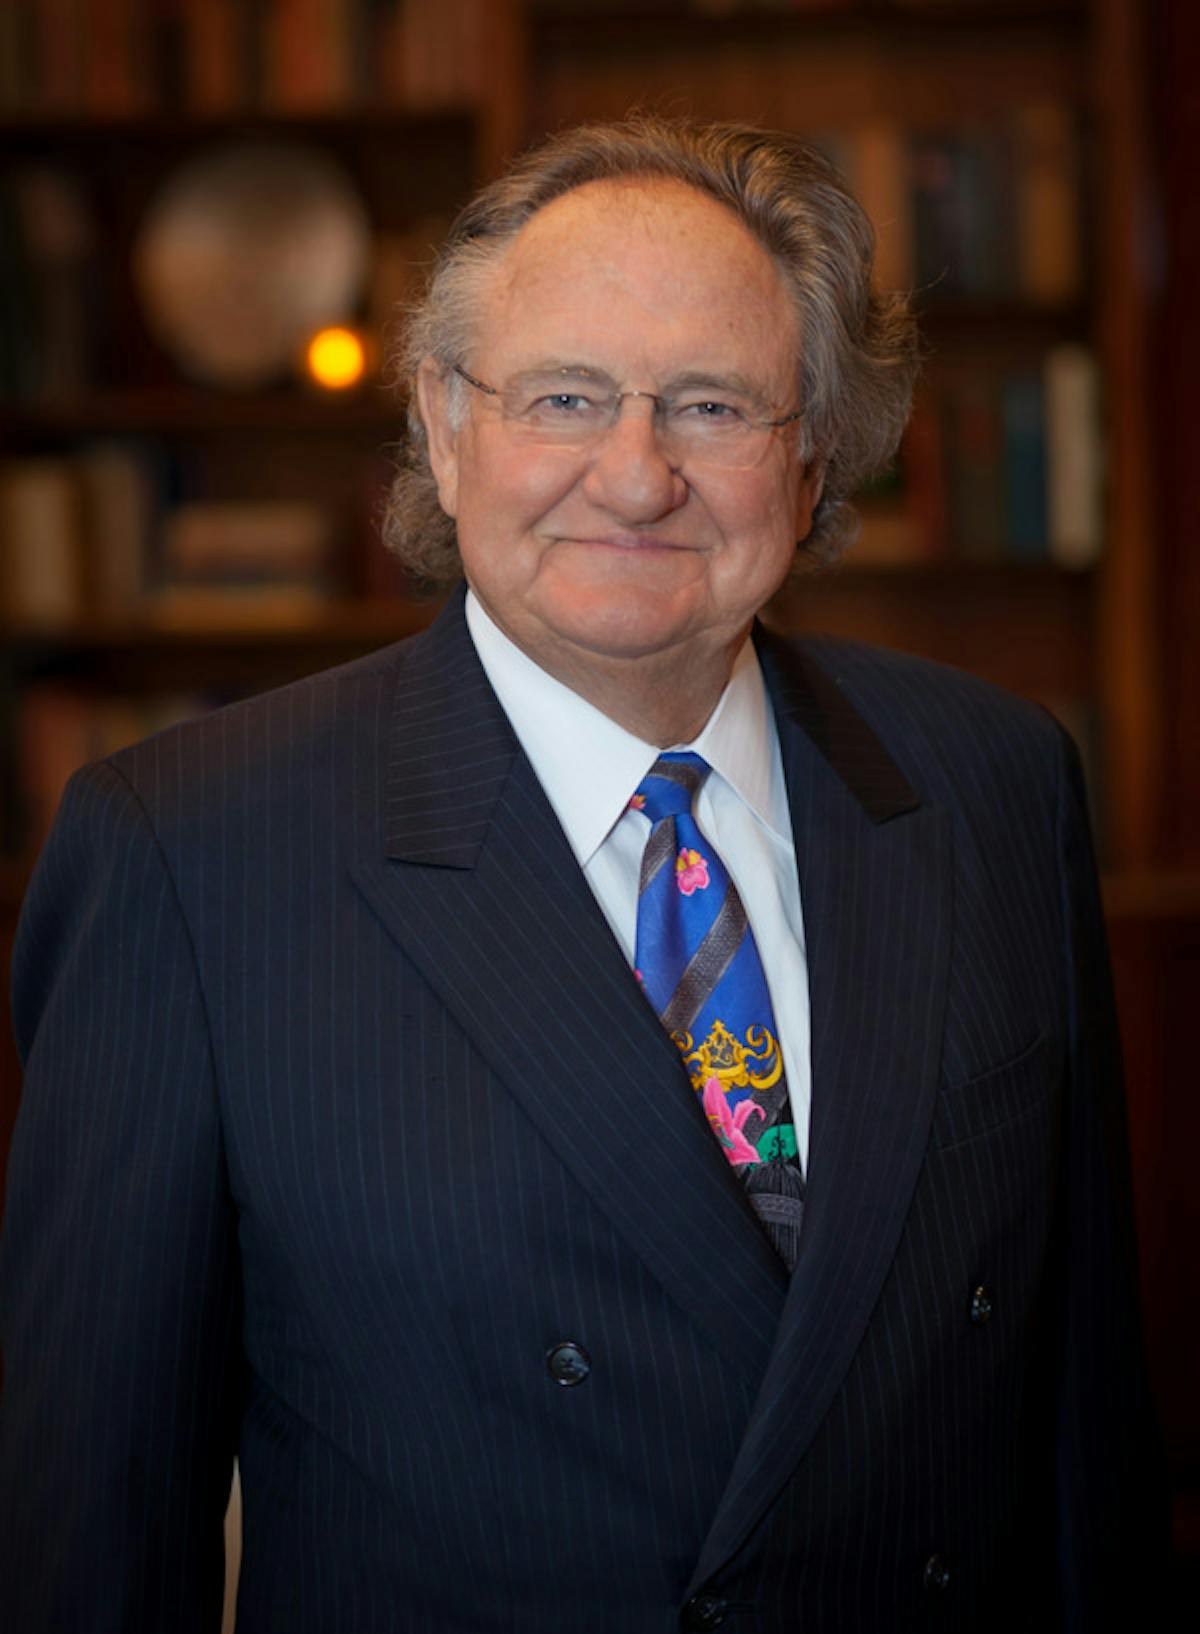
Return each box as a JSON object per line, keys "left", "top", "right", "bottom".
{"left": 476, "top": 178, "right": 799, "bottom": 390}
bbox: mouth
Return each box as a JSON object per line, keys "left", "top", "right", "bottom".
{"left": 556, "top": 533, "right": 693, "bottom": 552}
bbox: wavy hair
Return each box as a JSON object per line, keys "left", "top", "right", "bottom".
{"left": 382, "top": 115, "right": 918, "bottom": 583}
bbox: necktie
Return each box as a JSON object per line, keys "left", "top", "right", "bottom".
{"left": 633, "top": 752, "right": 805, "bottom": 1269}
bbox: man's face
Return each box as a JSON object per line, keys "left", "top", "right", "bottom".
{"left": 420, "top": 178, "right": 820, "bottom": 678}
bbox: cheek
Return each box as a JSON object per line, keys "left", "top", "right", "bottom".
{"left": 458, "top": 443, "right": 580, "bottom": 541}
{"left": 712, "top": 473, "right": 805, "bottom": 572}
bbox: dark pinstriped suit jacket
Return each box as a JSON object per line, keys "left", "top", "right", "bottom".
{"left": 0, "top": 588, "right": 1159, "bottom": 1632}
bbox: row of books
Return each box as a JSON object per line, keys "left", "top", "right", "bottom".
{"left": 830, "top": 106, "right": 1082, "bottom": 305}
{"left": 535, "top": 2, "right": 1079, "bottom": 16}
{"left": 0, "top": 0, "right": 498, "bottom": 118}
{"left": 857, "top": 346, "right": 1103, "bottom": 567}
{"left": 0, "top": 446, "right": 355, "bottom": 628}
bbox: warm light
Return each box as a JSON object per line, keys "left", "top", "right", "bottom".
{"left": 305, "top": 326, "right": 366, "bottom": 390}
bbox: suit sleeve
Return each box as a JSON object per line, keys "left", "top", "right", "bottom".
{"left": 0, "top": 759, "right": 241, "bottom": 1633}
{"left": 1050, "top": 726, "right": 1168, "bottom": 1629}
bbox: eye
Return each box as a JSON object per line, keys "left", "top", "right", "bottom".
{"left": 532, "top": 391, "right": 595, "bottom": 416}
{"left": 675, "top": 398, "right": 747, "bottom": 424}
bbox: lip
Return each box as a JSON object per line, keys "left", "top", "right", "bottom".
{"left": 555, "top": 533, "right": 694, "bottom": 551}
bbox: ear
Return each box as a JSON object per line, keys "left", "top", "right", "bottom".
{"left": 416, "top": 358, "right": 460, "bottom": 518}
{"left": 794, "top": 458, "right": 826, "bottom": 542}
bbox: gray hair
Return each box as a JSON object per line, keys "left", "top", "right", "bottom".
{"left": 382, "top": 115, "right": 919, "bottom": 584}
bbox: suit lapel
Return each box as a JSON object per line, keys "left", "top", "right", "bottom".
{"left": 353, "top": 596, "right": 954, "bottom": 1579}
{"left": 351, "top": 592, "right": 789, "bottom": 1384}
{"left": 689, "top": 632, "right": 955, "bottom": 1591}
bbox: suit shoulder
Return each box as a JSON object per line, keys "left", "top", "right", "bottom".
{"left": 774, "top": 632, "right": 1070, "bottom": 806}
{"left": 100, "top": 631, "right": 421, "bottom": 837}
{"left": 797, "top": 633, "right": 1060, "bottom": 740}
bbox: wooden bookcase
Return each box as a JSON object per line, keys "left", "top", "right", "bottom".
{"left": 0, "top": 0, "right": 1194, "bottom": 1585}
{"left": 0, "top": 1, "right": 1163, "bottom": 876}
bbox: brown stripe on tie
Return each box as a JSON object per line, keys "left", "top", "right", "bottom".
{"left": 638, "top": 820, "right": 677, "bottom": 896}
{"left": 648, "top": 758, "right": 705, "bottom": 793}
{"left": 659, "top": 890, "right": 748, "bottom": 1035}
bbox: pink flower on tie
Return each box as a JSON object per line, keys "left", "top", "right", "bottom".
{"left": 628, "top": 793, "right": 647, "bottom": 811}
{"left": 702, "top": 1077, "right": 764, "bottom": 1166}
{"left": 675, "top": 847, "right": 709, "bottom": 895}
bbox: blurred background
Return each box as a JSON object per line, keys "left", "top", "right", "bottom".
{"left": 0, "top": 0, "right": 1195, "bottom": 1602}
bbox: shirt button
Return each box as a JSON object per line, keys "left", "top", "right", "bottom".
{"left": 969, "top": 1284, "right": 994, "bottom": 1325}
{"left": 545, "top": 1341, "right": 591, "bottom": 1386}
{"left": 924, "top": 1553, "right": 951, "bottom": 1592}
{"left": 681, "top": 1592, "right": 728, "bottom": 1630}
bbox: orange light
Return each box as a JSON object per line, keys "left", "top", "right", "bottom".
{"left": 305, "top": 326, "right": 366, "bottom": 390}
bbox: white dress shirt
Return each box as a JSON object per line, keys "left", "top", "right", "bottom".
{"left": 465, "top": 590, "right": 812, "bottom": 1171}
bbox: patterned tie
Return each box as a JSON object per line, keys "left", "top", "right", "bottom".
{"left": 633, "top": 752, "right": 805, "bottom": 1269}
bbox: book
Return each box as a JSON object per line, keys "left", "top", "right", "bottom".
{"left": 0, "top": 458, "right": 85, "bottom": 627}
{"left": 161, "top": 500, "right": 334, "bottom": 586}
{"left": 84, "top": 0, "right": 150, "bottom": 114}
{"left": 1014, "top": 102, "right": 1081, "bottom": 306}
{"left": 182, "top": 0, "right": 243, "bottom": 112}
{"left": 851, "top": 120, "right": 911, "bottom": 294}
{"left": 76, "top": 442, "right": 158, "bottom": 609}
{"left": 265, "top": 0, "right": 354, "bottom": 112}
{"left": 941, "top": 374, "right": 1007, "bottom": 560}
{"left": 1001, "top": 372, "right": 1048, "bottom": 558}
{"left": 1045, "top": 343, "right": 1103, "bottom": 567}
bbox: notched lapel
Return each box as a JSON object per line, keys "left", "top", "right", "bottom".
{"left": 690, "top": 634, "right": 954, "bottom": 1591}
{"left": 352, "top": 595, "right": 789, "bottom": 1386}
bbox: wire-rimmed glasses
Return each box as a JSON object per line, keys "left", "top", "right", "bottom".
{"left": 451, "top": 363, "right": 804, "bottom": 471}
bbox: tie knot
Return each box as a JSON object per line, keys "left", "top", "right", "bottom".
{"left": 633, "top": 752, "right": 710, "bottom": 824}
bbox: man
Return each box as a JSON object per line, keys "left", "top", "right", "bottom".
{"left": 0, "top": 118, "right": 1160, "bottom": 1631}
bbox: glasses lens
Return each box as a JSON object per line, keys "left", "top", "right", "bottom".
{"left": 662, "top": 408, "right": 770, "bottom": 469}
{"left": 492, "top": 373, "right": 790, "bottom": 469}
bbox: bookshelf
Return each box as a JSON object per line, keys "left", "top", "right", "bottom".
{"left": 0, "top": 0, "right": 1195, "bottom": 1591}
{"left": 0, "top": 0, "right": 1152, "bottom": 877}
{"left": 0, "top": 1, "right": 529, "bottom": 873}
{"left": 0, "top": 0, "right": 1165, "bottom": 870}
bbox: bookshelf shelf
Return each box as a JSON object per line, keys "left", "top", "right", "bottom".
{"left": 3, "top": 389, "right": 404, "bottom": 442}
{"left": 0, "top": 108, "right": 480, "bottom": 142}
{"left": 1, "top": 599, "right": 435, "bottom": 657}
{"left": 530, "top": 2, "right": 1087, "bottom": 50}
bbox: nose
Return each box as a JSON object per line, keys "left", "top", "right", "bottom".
{"left": 579, "top": 395, "right": 688, "bottom": 523}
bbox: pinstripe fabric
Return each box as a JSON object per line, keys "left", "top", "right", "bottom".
{"left": 0, "top": 591, "right": 1161, "bottom": 1631}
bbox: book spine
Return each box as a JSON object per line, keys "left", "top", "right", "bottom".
{"left": 851, "top": 120, "right": 912, "bottom": 293}
{"left": 1015, "top": 102, "right": 1081, "bottom": 306}
{"left": 1045, "top": 343, "right": 1103, "bottom": 567}
{"left": 182, "top": 0, "right": 243, "bottom": 113}
{"left": 0, "top": 458, "right": 85, "bottom": 627}
{"left": 1001, "top": 372, "right": 1049, "bottom": 558}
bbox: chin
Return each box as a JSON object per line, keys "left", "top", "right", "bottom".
{"left": 540, "top": 590, "right": 698, "bottom": 662}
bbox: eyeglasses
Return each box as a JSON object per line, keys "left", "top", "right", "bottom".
{"left": 451, "top": 363, "right": 804, "bottom": 471}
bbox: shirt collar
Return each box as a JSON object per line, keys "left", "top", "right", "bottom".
{"left": 465, "top": 590, "right": 788, "bottom": 866}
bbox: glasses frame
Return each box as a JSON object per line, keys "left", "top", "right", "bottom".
{"left": 450, "top": 363, "right": 804, "bottom": 467}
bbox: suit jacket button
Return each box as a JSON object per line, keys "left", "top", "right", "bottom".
{"left": 924, "top": 1554, "right": 951, "bottom": 1592}
{"left": 969, "top": 1284, "right": 994, "bottom": 1325}
{"left": 681, "top": 1592, "right": 728, "bottom": 1630}
{"left": 546, "top": 1341, "right": 590, "bottom": 1386}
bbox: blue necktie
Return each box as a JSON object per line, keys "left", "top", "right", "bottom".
{"left": 633, "top": 752, "right": 805, "bottom": 1268}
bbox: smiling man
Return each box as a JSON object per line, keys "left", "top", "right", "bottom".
{"left": 0, "top": 119, "right": 1161, "bottom": 1632}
